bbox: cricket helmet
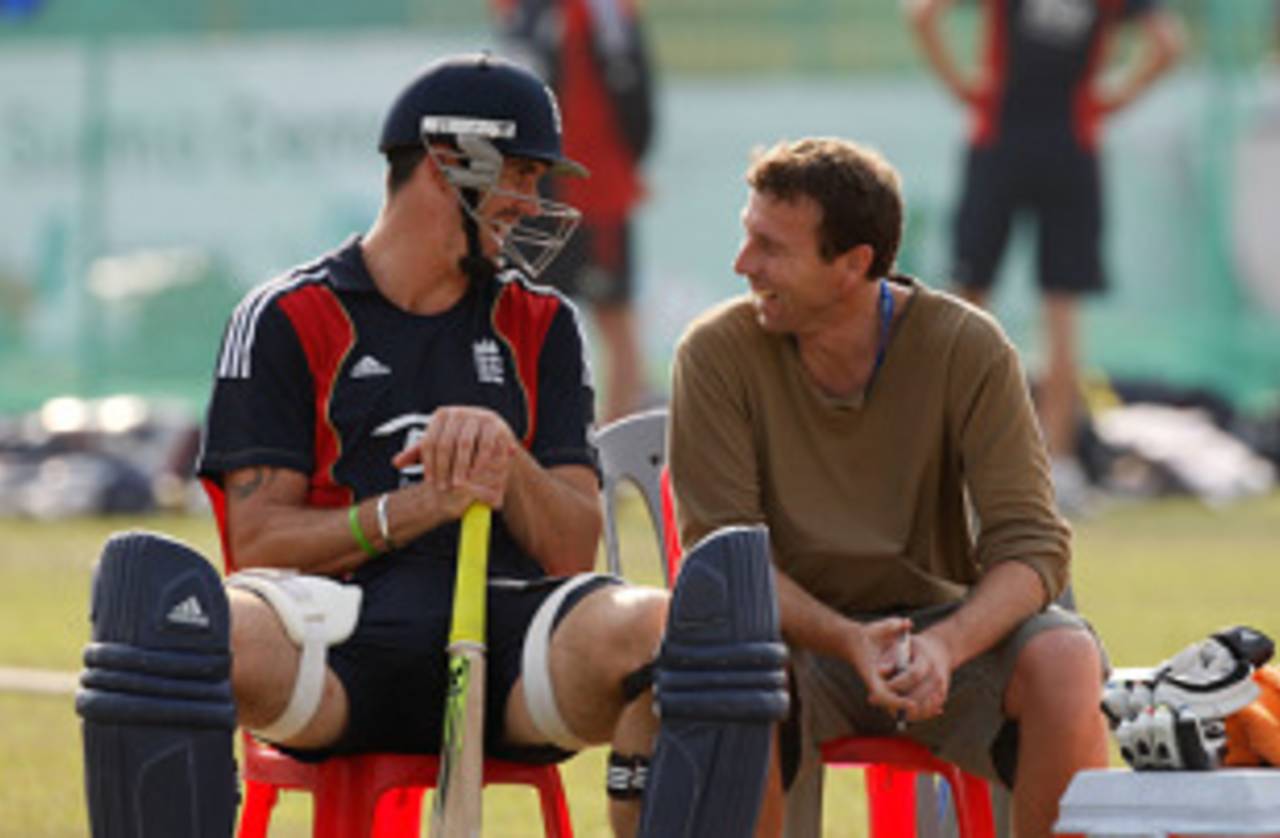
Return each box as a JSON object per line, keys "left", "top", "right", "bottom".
{"left": 379, "top": 52, "right": 587, "bottom": 178}
{"left": 378, "top": 53, "right": 585, "bottom": 281}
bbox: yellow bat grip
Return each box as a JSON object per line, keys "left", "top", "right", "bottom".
{"left": 449, "top": 504, "right": 492, "bottom": 648}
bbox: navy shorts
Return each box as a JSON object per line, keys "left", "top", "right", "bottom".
{"left": 952, "top": 142, "right": 1106, "bottom": 296}
{"left": 280, "top": 566, "right": 620, "bottom": 765}
{"left": 542, "top": 217, "right": 634, "bottom": 306}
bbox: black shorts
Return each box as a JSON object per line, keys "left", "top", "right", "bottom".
{"left": 542, "top": 217, "right": 634, "bottom": 306}
{"left": 952, "top": 142, "right": 1106, "bottom": 296}
{"left": 280, "top": 568, "right": 620, "bottom": 765}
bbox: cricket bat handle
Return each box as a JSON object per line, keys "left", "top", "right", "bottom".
{"left": 431, "top": 504, "right": 492, "bottom": 838}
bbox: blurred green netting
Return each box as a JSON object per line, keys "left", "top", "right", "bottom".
{"left": 4, "top": 1, "right": 1270, "bottom": 75}
{"left": 1, "top": 0, "right": 1277, "bottom": 415}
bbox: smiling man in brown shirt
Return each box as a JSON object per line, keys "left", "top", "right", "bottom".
{"left": 668, "top": 137, "right": 1108, "bottom": 838}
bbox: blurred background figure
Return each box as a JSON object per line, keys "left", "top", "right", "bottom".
{"left": 906, "top": 0, "right": 1185, "bottom": 514}
{"left": 2, "top": 2, "right": 1278, "bottom": 509}
{"left": 492, "top": 0, "right": 658, "bottom": 422}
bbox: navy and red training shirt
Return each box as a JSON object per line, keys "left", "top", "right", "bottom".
{"left": 970, "top": 0, "right": 1160, "bottom": 150}
{"left": 197, "top": 237, "right": 598, "bottom": 582}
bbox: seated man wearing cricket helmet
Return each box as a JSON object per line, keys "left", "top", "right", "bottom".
{"left": 78, "top": 52, "right": 790, "bottom": 838}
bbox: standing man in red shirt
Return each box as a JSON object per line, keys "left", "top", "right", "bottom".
{"left": 908, "top": 0, "right": 1184, "bottom": 512}
{"left": 494, "top": 0, "right": 658, "bottom": 422}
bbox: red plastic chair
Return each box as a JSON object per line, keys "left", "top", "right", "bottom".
{"left": 656, "top": 464, "right": 995, "bottom": 838}
{"left": 236, "top": 733, "right": 572, "bottom": 838}
{"left": 200, "top": 478, "right": 574, "bottom": 838}
{"left": 821, "top": 736, "right": 995, "bottom": 838}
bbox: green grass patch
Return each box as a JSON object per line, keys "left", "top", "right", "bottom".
{"left": 1, "top": 492, "right": 1277, "bottom": 835}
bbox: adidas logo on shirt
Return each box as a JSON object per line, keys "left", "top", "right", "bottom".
{"left": 350, "top": 354, "right": 392, "bottom": 379}
{"left": 166, "top": 595, "right": 210, "bottom": 629}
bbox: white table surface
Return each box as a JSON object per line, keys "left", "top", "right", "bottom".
{"left": 1055, "top": 768, "right": 1280, "bottom": 837}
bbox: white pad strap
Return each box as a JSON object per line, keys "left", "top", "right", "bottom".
{"left": 227, "top": 569, "right": 362, "bottom": 743}
{"left": 521, "top": 573, "right": 605, "bottom": 751}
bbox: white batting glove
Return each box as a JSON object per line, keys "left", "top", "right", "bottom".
{"left": 1114, "top": 703, "right": 1228, "bottom": 770}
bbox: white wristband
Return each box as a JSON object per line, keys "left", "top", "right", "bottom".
{"left": 375, "top": 493, "right": 397, "bottom": 552}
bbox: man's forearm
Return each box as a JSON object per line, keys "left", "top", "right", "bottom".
{"left": 922, "top": 560, "right": 1047, "bottom": 671}
{"left": 227, "top": 466, "right": 465, "bottom": 575}
{"left": 232, "top": 494, "right": 404, "bottom": 576}
{"left": 775, "top": 563, "right": 915, "bottom": 718}
{"left": 775, "top": 566, "right": 859, "bottom": 658}
{"left": 501, "top": 452, "right": 601, "bottom": 576}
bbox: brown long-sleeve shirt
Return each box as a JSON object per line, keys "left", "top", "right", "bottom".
{"left": 669, "top": 276, "right": 1070, "bottom": 615}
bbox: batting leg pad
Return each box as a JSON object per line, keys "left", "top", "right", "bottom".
{"left": 638, "top": 525, "right": 790, "bottom": 838}
{"left": 76, "top": 531, "right": 238, "bottom": 838}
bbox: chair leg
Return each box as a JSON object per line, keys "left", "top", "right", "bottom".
{"left": 990, "top": 782, "right": 1014, "bottom": 838}
{"left": 372, "top": 786, "right": 426, "bottom": 837}
{"left": 313, "top": 761, "right": 379, "bottom": 838}
{"left": 237, "top": 780, "right": 278, "bottom": 838}
{"left": 916, "top": 774, "right": 948, "bottom": 838}
{"left": 533, "top": 769, "right": 575, "bottom": 838}
{"left": 865, "top": 764, "right": 917, "bottom": 838}
{"left": 949, "top": 771, "right": 996, "bottom": 838}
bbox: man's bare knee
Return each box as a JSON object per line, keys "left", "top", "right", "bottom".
{"left": 228, "top": 590, "right": 294, "bottom": 720}
{"left": 511, "top": 584, "right": 667, "bottom": 748}
{"left": 562, "top": 586, "right": 667, "bottom": 682}
{"left": 228, "top": 587, "right": 349, "bottom": 747}
{"left": 1006, "top": 627, "right": 1102, "bottom": 717}
{"left": 604, "top": 587, "right": 668, "bottom": 674}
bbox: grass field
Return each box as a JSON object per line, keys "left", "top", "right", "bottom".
{"left": 1, "top": 490, "right": 1277, "bottom": 836}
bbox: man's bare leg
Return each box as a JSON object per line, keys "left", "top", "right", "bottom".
{"left": 505, "top": 585, "right": 668, "bottom": 837}
{"left": 608, "top": 691, "right": 660, "bottom": 836}
{"left": 1041, "top": 293, "right": 1081, "bottom": 459}
{"left": 228, "top": 589, "right": 349, "bottom": 749}
{"left": 1004, "top": 627, "right": 1109, "bottom": 837}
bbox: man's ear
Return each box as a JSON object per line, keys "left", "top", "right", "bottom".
{"left": 421, "top": 147, "right": 452, "bottom": 187}
{"left": 835, "top": 243, "right": 876, "bottom": 283}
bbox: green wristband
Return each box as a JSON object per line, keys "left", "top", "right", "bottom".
{"left": 348, "top": 503, "right": 379, "bottom": 559}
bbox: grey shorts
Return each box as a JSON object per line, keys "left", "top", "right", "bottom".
{"left": 783, "top": 602, "right": 1106, "bottom": 836}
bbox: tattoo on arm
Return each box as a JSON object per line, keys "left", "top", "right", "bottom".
{"left": 229, "top": 467, "right": 274, "bottom": 501}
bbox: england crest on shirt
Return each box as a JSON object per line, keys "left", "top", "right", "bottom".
{"left": 473, "top": 338, "right": 505, "bottom": 385}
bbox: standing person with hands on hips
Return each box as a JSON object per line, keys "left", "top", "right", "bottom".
{"left": 667, "top": 137, "right": 1110, "bottom": 838}
{"left": 906, "top": 0, "right": 1185, "bottom": 513}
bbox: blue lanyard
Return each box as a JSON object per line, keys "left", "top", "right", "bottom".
{"left": 872, "top": 278, "right": 894, "bottom": 376}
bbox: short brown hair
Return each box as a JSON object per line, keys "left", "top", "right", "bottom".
{"left": 385, "top": 146, "right": 427, "bottom": 195}
{"left": 746, "top": 137, "right": 903, "bottom": 278}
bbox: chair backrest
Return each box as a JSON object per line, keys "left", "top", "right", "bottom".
{"left": 200, "top": 476, "right": 237, "bottom": 573}
{"left": 592, "top": 407, "right": 671, "bottom": 584}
